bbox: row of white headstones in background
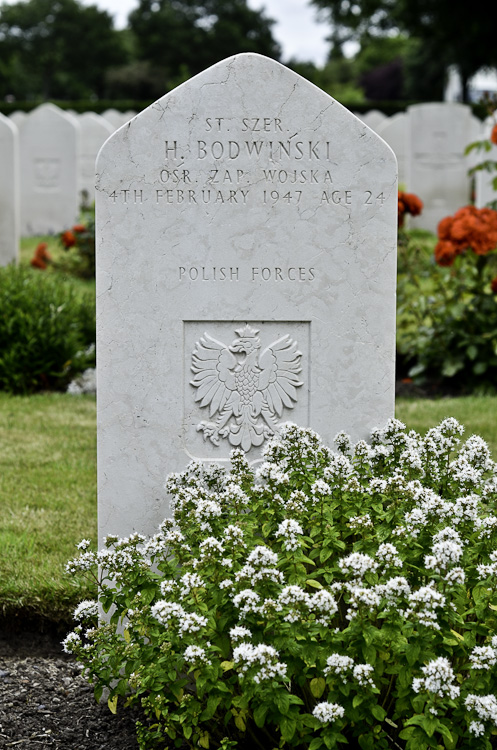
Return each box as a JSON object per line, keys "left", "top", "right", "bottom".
{"left": 0, "top": 104, "right": 136, "bottom": 265}
{"left": 0, "top": 100, "right": 496, "bottom": 267}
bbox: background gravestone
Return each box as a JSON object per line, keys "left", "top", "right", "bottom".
{"left": 377, "top": 112, "right": 408, "bottom": 188}
{"left": 406, "top": 103, "right": 476, "bottom": 233}
{"left": 96, "top": 53, "right": 397, "bottom": 543}
{"left": 78, "top": 112, "right": 114, "bottom": 205}
{"left": 19, "top": 103, "right": 80, "bottom": 236}
{"left": 0, "top": 113, "right": 20, "bottom": 266}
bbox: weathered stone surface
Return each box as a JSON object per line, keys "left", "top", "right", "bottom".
{"left": 96, "top": 53, "right": 397, "bottom": 541}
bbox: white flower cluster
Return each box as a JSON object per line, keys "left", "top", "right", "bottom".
{"left": 233, "top": 642, "right": 287, "bottom": 684}
{"left": 255, "top": 462, "right": 289, "bottom": 486}
{"left": 376, "top": 543, "right": 403, "bottom": 568}
{"left": 412, "top": 656, "right": 460, "bottom": 699}
{"left": 229, "top": 626, "right": 252, "bottom": 642}
{"left": 311, "top": 479, "right": 332, "bottom": 501}
{"left": 323, "top": 653, "right": 354, "bottom": 680}
{"left": 61, "top": 630, "right": 81, "bottom": 654}
{"left": 465, "top": 693, "right": 497, "bottom": 725}
{"left": 353, "top": 663, "right": 375, "bottom": 687}
{"left": 403, "top": 583, "right": 446, "bottom": 630}
{"left": 323, "top": 653, "right": 374, "bottom": 687}
{"left": 199, "top": 536, "right": 225, "bottom": 558}
{"left": 470, "top": 645, "right": 497, "bottom": 670}
{"left": 223, "top": 524, "right": 246, "bottom": 546}
{"left": 477, "top": 550, "right": 497, "bottom": 580}
{"left": 275, "top": 519, "right": 303, "bottom": 551}
{"left": 424, "top": 528, "right": 464, "bottom": 574}
{"left": 232, "top": 589, "right": 262, "bottom": 617}
{"left": 312, "top": 702, "right": 345, "bottom": 723}
{"left": 235, "top": 545, "right": 283, "bottom": 586}
{"left": 348, "top": 514, "right": 373, "bottom": 530}
{"left": 475, "top": 515, "right": 497, "bottom": 539}
{"left": 275, "top": 585, "right": 338, "bottom": 625}
{"left": 343, "top": 584, "right": 381, "bottom": 621}
{"left": 184, "top": 644, "right": 211, "bottom": 666}
{"left": 375, "top": 576, "right": 411, "bottom": 607}
{"left": 151, "top": 600, "right": 207, "bottom": 634}
{"left": 73, "top": 600, "right": 98, "bottom": 621}
{"left": 178, "top": 572, "right": 204, "bottom": 598}
{"left": 339, "top": 552, "right": 378, "bottom": 579}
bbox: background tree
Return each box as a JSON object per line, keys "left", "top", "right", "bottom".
{"left": 127, "top": 0, "right": 281, "bottom": 94}
{"left": 0, "top": 0, "right": 126, "bottom": 100}
{"left": 311, "top": 0, "right": 497, "bottom": 102}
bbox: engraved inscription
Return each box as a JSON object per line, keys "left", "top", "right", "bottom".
{"left": 107, "top": 115, "right": 391, "bottom": 210}
{"left": 179, "top": 266, "right": 315, "bottom": 281}
{"left": 33, "top": 158, "right": 60, "bottom": 189}
{"left": 190, "top": 324, "right": 303, "bottom": 451}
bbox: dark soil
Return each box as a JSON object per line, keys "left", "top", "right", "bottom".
{"left": 0, "top": 626, "right": 142, "bottom": 749}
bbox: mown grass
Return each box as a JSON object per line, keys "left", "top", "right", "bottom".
{"left": 1, "top": 391, "right": 496, "bottom": 627}
{"left": 0, "top": 392, "right": 97, "bottom": 626}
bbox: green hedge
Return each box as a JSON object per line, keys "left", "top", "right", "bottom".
{"left": 0, "top": 265, "right": 95, "bottom": 394}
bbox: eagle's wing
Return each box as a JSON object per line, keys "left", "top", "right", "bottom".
{"left": 190, "top": 334, "right": 237, "bottom": 417}
{"left": 258, "top": 335, "right": 303, "bottom": 417}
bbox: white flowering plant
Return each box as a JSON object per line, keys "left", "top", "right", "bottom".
{"left": 65, "top": 419, "right": 497, "bottom": 750}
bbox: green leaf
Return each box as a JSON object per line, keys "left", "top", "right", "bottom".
{"left": 466, "top": 344, "right": 478, "bottom": 360}
{"left": 353, "top": 694, "right": 364, "bottom": 708}
{"left": 310, "top": 677, "right": 326, "bottom": 698}
{"left": 406, "top": 643, "right": 421, "bottom": 666}
{"left": 306, "top": 579, "right": 324, "bottom": 589}
{"left": 200, "top": 695, "right": 222, "bottom": 721}
{"left": 253, "top": 703, "right": 268, "bottom": 728}
{"left": 473, "top": 361, "right": 488, "bottom": 375}
{"left": 280, "top": 716, "right": 297, "bottom": 742}
{"left": 358, "top": 733, "right": 375, "bottom": 750}
{"left": 107, "top": 695, "right": 118, "bottom": 714}
{"left": 371, "top": 705, "right": 387, "bottom": 721}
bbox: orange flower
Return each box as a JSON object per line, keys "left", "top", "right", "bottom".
{"left": 435, "top": 205, "right": 497, "bottom": 265}
{"left": 491, "top": 276, "right": 497, "bottom": 294}
{"left": 402, "top": 192, "right": 423, "bottom": 217}
{"left": 434, "top": 240, "right": 458, "bottom": 266}
{"left": 61, "top": 230, "right": 76, "bottom": 248}
{"left": 73, "top": 224, "right": 86, "bottom": 233}
{"left": 398, "top": 190, "right": 423, "bottom": 227}
{"left": 30, "top": 241, "right": 52, "bottom": 270}
{"left": 491, "top": 123, "right": 497, "bottom": 146}
{"left": 30, "top": 256, "right": 47, "bottom": 269}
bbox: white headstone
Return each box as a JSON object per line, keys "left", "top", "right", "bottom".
{"left": 407, "top": 103, "right": 474, "bottom": 232}
{"left": 101, "top": 108, "right": 133, "bottom": 130}
{"left": 360, "top": 109, "right": 388, "bottom": 132}
{"left": 96, "top": 53, "right": 398, "bottom": 542}
{"left": 78, "top": 112, "right": 114, "bottom": 205}
{"left": 377, "top": 112, "right": 408, "bottom": 188}
{"left": 19, "top": 103, "right": 80, "bottom": 236}
{"left": 9, "top": 111, "right": 26, "bottom": 128}
{"left": 0, "top": 113, "right": 20, "bottom": 265}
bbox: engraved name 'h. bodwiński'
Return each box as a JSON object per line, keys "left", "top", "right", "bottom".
{"left": 190, "top": 324, "right": 303, "bottom": 452}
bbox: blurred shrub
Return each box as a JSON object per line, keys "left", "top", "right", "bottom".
{"left": 0, "top": 265, "right": 96, "bottom": 394}
{"left": 396, "top": 219, "right": 497, "bottom": 394}
{"left": 59, "top": 218, "right": 96, "bottom": 279}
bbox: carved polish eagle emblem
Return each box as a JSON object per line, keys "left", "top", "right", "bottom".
{"left": 190, "top": 324, "right": 303, "bottom": 451}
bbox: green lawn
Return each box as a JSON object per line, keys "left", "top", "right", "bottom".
{"left": 0, "top": 392, "right": 97, "bottom": 625}
{"left": 1, "top": 391, "right": 496, "bottom": 627}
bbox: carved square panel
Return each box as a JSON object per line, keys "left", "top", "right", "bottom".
{"left": 183, "top": 320, "right": 311, "bottom": 461}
